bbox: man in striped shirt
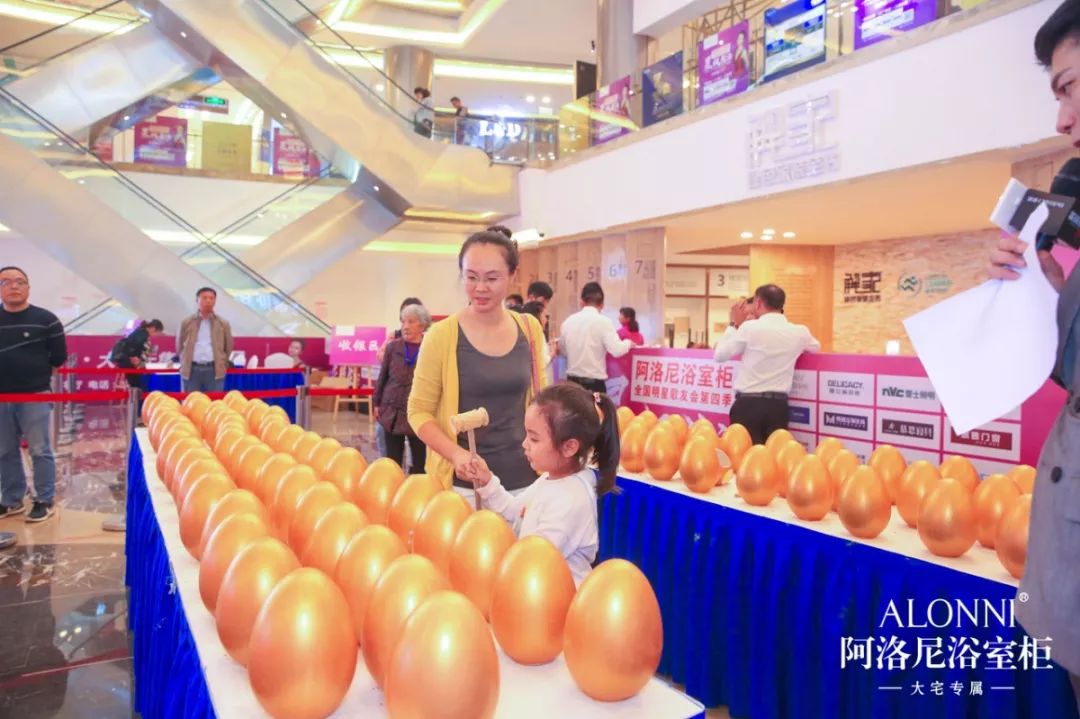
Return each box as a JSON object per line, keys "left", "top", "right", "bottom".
{"left": 0, "top": 266, "right": 67, "bottom": 523}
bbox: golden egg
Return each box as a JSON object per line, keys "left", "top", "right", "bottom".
{"left": 940, "top": 455, "right": 980, "bottom": 494}
{"left": 1008, "top": 465, "right": 1035, "bottom": 494}
{"left": 643, "top": 423, "right": 681, "bottom": 482}
{"left": 619, "top": 421, "right": 649, "bottom": 473}
{"left": 678, "top": 435, "right": 723, "bottom": 494}
{"left": 995, "top": 494, "right": 1032, "bottom": 579}
{"left": 837, "top": 465, "right": 892, "bottom": 539}
{"left": 869, "top": 445, "right": 908, "bottom": 503}
{"left": 786, "top": 454, "right": 833, "bottom": 521}
{"left": 735, "top": 445, "right": 778, "bottom": 506}
{"left": 917, "top": 478, "right": 977, "bottom": 558}
{"left": 896, "top": 461, "right": 941, "bottom": 528}
{"left": 972, "top": 474, "right": 1022, "bottom": 549}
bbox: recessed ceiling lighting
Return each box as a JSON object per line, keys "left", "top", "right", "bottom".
{"left": 762, "top": 228, "right": 775, "bottom": 235}
{"left": 280, "top": 112, "right": 287, "bottom": 118}
{"left": 180, "top": 31, "right": 187, "bottom": 38}
{"left": 760, "top": 235, "right": 772, "bottom": 241}
{"left": 123, "top": 115, "right": 130, "bottom": 121}
{"left": 783, "top": 231, "right": 796, "bottom": 238}
{"left": 541, "top": 96, "right": 550, "bottom": 104}
{"left": 526, "top": 95, "right": 536, "bottom": 103}
{"left": 740, "top": 231, "right": 753, "bottom": 239}
{"left": 373, "top": 185, "right": 380, "bottom": 192}
{"left": 375, "top": 83, "right": 385, "bottom": 92}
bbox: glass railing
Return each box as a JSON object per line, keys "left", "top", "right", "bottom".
{"left": 541, "top": 0, "right": 992, "bottom": 166}
{"left": 66, "top": 300, "right": 139, "bottom": 335}
{"left": 0, "top": 1, "right": 144, "bottom": 84}
{"left": 0, "top": 88, "right": 333, "bottom": 336}
{"left": 257, "top": 0, "right": 542, "bottom": 166}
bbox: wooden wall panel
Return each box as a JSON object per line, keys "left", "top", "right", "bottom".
{"left": 749, "top": 244, "right": 835, "bottom": 351}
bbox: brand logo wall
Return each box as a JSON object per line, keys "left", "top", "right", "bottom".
{"left": 898, "top": 274, "right": 921, "bottom": 294}
{"left": 876, "top": 375, "right": 941, "bottom": 413}
{"left": 897, "top": 272, "right": 953, "bottom": 297}
{"left": 819, "top": 372, "right": 875, "bottom": 404}
{"left": 748, "top": 91, "right": 839, "bottom": 190}
{"left": 789, "top": 405, "right": 812, "bottom": 425}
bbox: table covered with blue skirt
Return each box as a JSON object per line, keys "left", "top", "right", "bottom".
{"left": 145, "top": 370, "right": 303, "bottom": 421}
{"left": 598, "top": 472, "right": 1078, "bottom": 719}
{"left": 124, "top": 432, "right": 705, "bottom": 718}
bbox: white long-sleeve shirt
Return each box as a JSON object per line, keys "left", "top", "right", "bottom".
{"left": 713, "top": 312, "right": 820, "bottom": 394}
{"left": 476, "top": 467, "right": 598, "bottom": 586}
{"left": 559, "top": 306, "right": 632, "bottom": 381}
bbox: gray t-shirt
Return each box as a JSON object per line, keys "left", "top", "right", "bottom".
{"left": 456, "top": 324, "right": 538, "bottom": 491}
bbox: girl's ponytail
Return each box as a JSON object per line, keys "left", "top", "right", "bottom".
{"left": 592, "top": 392, "right": 620, "bottom": 496}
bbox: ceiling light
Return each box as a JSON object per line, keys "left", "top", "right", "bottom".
{"left": 333, "top": 0, "right": 501, "bottom": 46}
{"left": 180, "top": 31, "right": 187, "bottom": 38}
{"left": 740, "top": 231, "right": 753, "bottom": 239}
{"left": 373, "top": 185, "right": 380, "bottom": 192}
{"left": 541, "top": 96, "right": 551, "bottom": 104}
{"left": 526, "top": 95, "right": 536, "bottom": 103}
{"left": 0, "top": 2, "right": 140, "bottom": 34}
{"left": 783, "top": 231, "right": 796, "bottom": 238}
{"left": 760, "top": 235, "right": 772, "bottom": 241}
{"left": 375, "top": 83, "right": 385, "bottom": 92}
{"left": 123, "top": 115, "right": 130, "bottom": 121}
{"left": 762, "top": 228, "right": 775, "bottom": 235}
{"left": 280, "top": 112, "right": 287, "bottom": 118}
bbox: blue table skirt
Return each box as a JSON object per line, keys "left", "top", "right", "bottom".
{"left": 598, "top": 477, "right": 1078, "bottom": 719}
{"left": 146, "top": 371, "right": 302, "bottom": 422}
{"left": 126, "top": 439, "right": 216, "bottom": 719}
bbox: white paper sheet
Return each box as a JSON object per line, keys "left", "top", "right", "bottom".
{"left": 903, "top": 204, "right": 1059, "bottom": 435}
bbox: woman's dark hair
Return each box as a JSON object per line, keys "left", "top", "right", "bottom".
{"left": 413, "top": 86, "right": 431, "bottom": 98}
{"left": 141, "top": 319, "right": 164, "bottom": 332}
{"left": 619, "top": 307, "right": 639, "bottom": 333}
{"left": 486, "top": 225, "right": 513, "bottom": 239}
{"left": 532, "top": 382, "right": 620, "bottom": 496}
{"left": 458, "top": 230, "right": 520, "bottom": 274}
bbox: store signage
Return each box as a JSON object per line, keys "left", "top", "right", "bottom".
{"left": 763, "top": 0, "right": 827, "bottom": 82}
{"left": 665, "top": 267, "right": 707, "bottom": 296}
{"left": 201, "top": 121, "right": 252, "bottom": 173}
{"left": 854, "top": 0, "right": 937, "bottom": 50}
{"left": 842, "top": 271, "right": 883, "bottom": 304}
{"left": 328, "top": 326, "right": 386, "bottom": 366}
{"left": 789, "top": 402, "right": 815, "bottom": 429}
{"left": 642, "top": 52, "right": 684, "bottom": 127}
{"left": 629, "top": 355, "right": 739, "bottom": 415}
{"left": 791, "top": 369, "right": 818, "bottom": 400}
{"left": 944, "top": 419, "right": 1021, "bottom": 463}
{"left": 823, "top": 411, "right": 869, "bottom": 433}
{"left": 477, "top": 120, "right": 524, "bottom": 140}
{"left": 709, "top": 268, "right": 750, "bottom": 297}
{"left": 748, "top": 92, "right": 839, "bottom": 190}
{"left": 698, "top": 21, "right": 752, "bottom": 107}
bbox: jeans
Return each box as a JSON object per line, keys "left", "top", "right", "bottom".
{"left": 375, "top": 422, "right": 387, "bottom": 457}
{"left": 0, "top": 399, "right": 55, "bottom": 506}
{"left": 183, "top": 364, "right": 224, "bottom": 393}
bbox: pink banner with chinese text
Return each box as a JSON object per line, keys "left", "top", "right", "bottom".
{"left": 612, "top": 348, "right": 1062, "bottom": 475}
{"left": 328, "top": 327, "right": 387, "bottom": 366}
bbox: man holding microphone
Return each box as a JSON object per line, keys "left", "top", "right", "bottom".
{"left": 988, "top": 1, "right": 1080, "bottom": 704}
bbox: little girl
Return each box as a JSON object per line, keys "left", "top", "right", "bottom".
{"left": 466, "top": 382, "right": 620, "bottom": 586}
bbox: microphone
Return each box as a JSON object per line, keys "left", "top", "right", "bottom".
{"left": 990, "top": 157, "right": 1080, "bottom": 250}
{"left": 1036, "top": 158, "right": 1080, "bottom": 251}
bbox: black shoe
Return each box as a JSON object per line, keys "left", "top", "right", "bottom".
{"left": 26, "top": 502, "right": 54, "bottom": 523}
{"left": 0, "top": 532, "right": 15, "bottom": 549}
{"left": 0, "top": 503, "right": 25, "bottom": 519}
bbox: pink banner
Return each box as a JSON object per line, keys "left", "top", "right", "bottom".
{"left": 133, "top": 116, "right": 187, "bottom": 167}
{"left": 612, "top": 348, "right": 1062, "bottom": 474}
{"left": 272, "top": 130, "right": 321, "bottom": 178}
{"left": 328, "top": 326, "right": 387, "bottom": 366}
{"left": 63, "top": 335, "right": 329, "bottom": 390}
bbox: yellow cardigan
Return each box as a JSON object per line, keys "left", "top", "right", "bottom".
{"left": 408, "top": 311, "right": 549, "bottom": 488}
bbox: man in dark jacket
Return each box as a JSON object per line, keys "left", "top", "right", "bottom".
{"left": 0, "top": 266, "right": 67, "bottom": 522}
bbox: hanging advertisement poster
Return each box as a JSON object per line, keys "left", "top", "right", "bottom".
{"left": 763, "top": 0, "right": 827, "bottom": 83}
{"left": 642, "top": 52, "right": 684, "bottom": 126}
{"left": 698, "top": 21, "right": 752, "bottom": 108}
{"left": 133, "top": 116, "right": 188, "bottom": 167}
{"left": 272, "top": 129, "right": 321, "bottom": 178}
{"left": 853, "top": 0, "right": 937, "bottom": 49}
{"left": 592, "top": 75, "right": 633, "bottom": 145}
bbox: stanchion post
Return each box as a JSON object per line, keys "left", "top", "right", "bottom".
{"left": 296, "top": 385, "right": 311, "bottom": 430}
{"left": 103, "top": 386, "right": 139, "bottom": 534}
{"left": 50, "top": 373, "right": 61, "bottom": 450}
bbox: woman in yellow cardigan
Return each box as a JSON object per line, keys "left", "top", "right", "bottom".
{"left": 408, "top": 230, "right": 548, "bottom": 491}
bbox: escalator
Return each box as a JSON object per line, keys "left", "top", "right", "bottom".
{"left": 133, "top": 0, "right": 519, "bottom": 215}
{"left": 0, "top": 88, "right": 329, "bottom": 337}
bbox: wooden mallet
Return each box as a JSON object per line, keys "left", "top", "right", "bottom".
{"left": 450, "top": 407, "right": 489, "bottom": 510}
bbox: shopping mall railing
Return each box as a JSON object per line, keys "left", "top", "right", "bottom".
{"left": 0, "top": 89, "right": 333, "bottom": 337}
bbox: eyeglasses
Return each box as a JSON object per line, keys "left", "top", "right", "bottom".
{"left": 0, "top": 279, "right": 28, "bottom": 288}
{"left": 464, "top": 274, "right": 507, "bottom": 288}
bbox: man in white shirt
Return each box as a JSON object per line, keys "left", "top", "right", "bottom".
{"left": 559, "top": 282, "right": 634, "bottom": 393}
{"left": 713, "top": 284, "right": 820, "bottom": 444}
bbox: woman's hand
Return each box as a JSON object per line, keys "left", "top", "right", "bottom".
{"left": 452, "top": 447, "right": 474, "bottom": 481}
{"left": 373, "top": 407, "right": 380, "bottom": 421}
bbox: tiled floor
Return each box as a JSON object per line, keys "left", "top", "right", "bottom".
{"left": 0, "top": 404, "right": 738, "bottom": 719}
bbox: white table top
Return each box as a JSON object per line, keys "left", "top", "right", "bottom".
{"left": 615, "top": 468, "right": 1018, "bottom": 588}
{"left": 134, "top": 430, "right": 704, "bottom": 719}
